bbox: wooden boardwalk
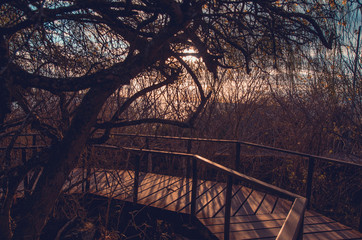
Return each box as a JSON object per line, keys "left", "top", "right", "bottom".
{"left": 65, "top": 168, "right": 362, "bottom": 240}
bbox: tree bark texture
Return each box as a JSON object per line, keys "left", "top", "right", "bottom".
{"left": 11, "top": 86, "right": 114, "bottom": 240}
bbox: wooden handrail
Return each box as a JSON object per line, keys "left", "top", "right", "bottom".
{"left": 111, "top": 132, "right": 361, "bottom": 231}
{"left": 122, "top": 147, "right": 301, "bottom": 200}
{"left": 121, "top": 146, "right": 307, "bottom": 240}
{"left": 4, "top": 134, "right": 357, "bottom": 235}
{"left": 277, "top": 198, "right": 307, "bottom": 240}
{"left": 111, "top": 133, "right": 362, "bottom": 167}
{"left": 5, "top": 133, "right": 361, "bottom": 166}
{"left": 0, "top": 142, "right": 307, "bottom": 239}
{"left": 0, "top": 146, "right": 47, "bottom": 150}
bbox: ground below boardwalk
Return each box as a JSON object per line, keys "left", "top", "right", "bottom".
{"left": 35, "top": 194, "right": 201, "bottom": 240}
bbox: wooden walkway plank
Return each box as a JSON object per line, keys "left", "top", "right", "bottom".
{"left": 121, "top": 173, "right": 168, "bottom": 202}
{"left": 147, "top": 178, "right": 192, "bottom": 208}
{"left": 63, "top": 169, "right": 362, "bottom": 240}
{"left": 216, "top": 186, "right": 253, "bottom": 217}
{"left": 178, "top": 181, "right": 221, "bottom": 214}
{"left": 94, "top": 171, "right": 107, "bottom": 192}
{"left": 133, "top": 175, "right": 180, "bottom": 203}
{"left": 197, "top": 185, "right": 242, "bottom": 219}
{"left": 305, "top": 209, "right": 323, "bottom": 217}
{"left": 162, "top": 179, "right": 205, "bottom": 212}
{"left": 304, "top": 215, "right": 337, "bottom": 225}
{"left": 234, "top": 190, "right": 266, "bottom": 216}
{"left": 64, "top": 168, "right": 84, "bottom": 193}
{"left": 129, "top": 172, "right": 160, "bottom": 193}
{"left": 199, "top": 213, "right": 288, "bottom": 226}
{"left": 211, "top": 185, "right": 244, "bottom": 218}
{"left": 88, "top": 169, "right": 103, "bottom": 193}
{"left": 303, "top": 229, "right": 362, "bottom": 240}
{"left": 164, "top": 180, "right": 213, "bottom": 212}
{"left": 272, "top": 197, "right": 292, "bottom": 214}
{"left": 202, "top": 219, "right": 285, "bottom": 234}
{"left": 136, "top": 173, "right": 160, "bottom": 189}
{"left": 97, "top": 172, "right": 115, "bottom": 196}
{"left": 303, "top": 221, "right": 354, "bottom": 233}
{"left": 255, "top": 194, "right": 278, "bottom": 215}
{"left": 105, "top": 171, "right": 136, "bottom": 199}
{"left": 113, "top": 169, "right": 134, "bottom": 183}
{"left": 109, "top": 171, "right": 156, "bottom": 200}
{"left": 196, "top": 184, "right": 226, "bottom": 217}
{"left": 125, "top": 174, "right": 169, "bottom": 201}
{"left": 213, "top": 226, "right": 281, "bottom": 240}
{"left": 90, "top": 170, "right": 133, "bottom": 198}
{"left": 137, "top": 176, "right": 184, "bottom": 206}
{"left": 93, "top": 171, "right": 114, "bottom": 196}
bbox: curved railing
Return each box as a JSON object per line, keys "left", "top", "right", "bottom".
{"left": 117, "top": 146, "right": 306, "bottom": 240}
{"left": 2, "top": 133, "right": 361, "bottom": 234}
{"left": 109, "top": 133, "right": 362, "bottom": 232}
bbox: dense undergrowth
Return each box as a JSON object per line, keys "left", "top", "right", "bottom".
{"left": 29, "top": 194, "right": 192, "bottom": 240}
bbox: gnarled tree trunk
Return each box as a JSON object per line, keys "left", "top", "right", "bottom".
{"left": 11, "top": 86, "right": 114, "bottom": 240}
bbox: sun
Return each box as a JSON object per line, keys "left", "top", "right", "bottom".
{"left": 182, "top": 48, "right": 199, "bottom": 63}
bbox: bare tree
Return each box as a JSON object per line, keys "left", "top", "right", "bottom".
{"left": 0, "top": 0, "right": 338, "bottom": 239}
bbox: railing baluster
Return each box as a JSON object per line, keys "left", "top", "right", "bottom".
{"left": 22, "top": 149, "right": 29, "bottom": 198}
{"left": 133, "top": 153, "right": 140, "bottom": 203}
{"left": 306, "top": 157, "right": 315, "bottom": 209}
{"left": 145, "top": 136, "right": 149, "bottom": 148}
{"left": 147, "top": 153, "right": 152, "bottom": 173}
{"left": 28, "top": 136, "right": 40, "bottom": 195}
{"left": 81, "top": 168, "right": 85, "bottom": 193}
{"left": 85, "top": 147, "right": 90, "bottom": 192}
{"left": 359, "top": 205, "right": 362, "bottom": 232}
{"left": 186, "top": 139, "right": 192, "bottom": 179}
{"left": 297, "top": 215, "right": 304, "bottom": 240}
{"left": 94, "top": 170, "right": 98, "bottom": 192}
{"left": 32, "top": 134, "right": 37, "bottom": 157}
{"left": 224, "top": 175, "right": 233, "bottom": 240}
{"left": 145, "top": 137, "right": 152, "bottom": 172}
{"left": 187, "top": 139, "right": 192, "bottom": 153}
{"left": 82, "top": 149, "right": 86, "bottom": 193}
{"left": 235, "top": 142, "right": 240, "bottom": 171}
{"left": 85, "top": 168, "right": 90, "bottom": 192}
{"left": 190, "top": 156, "right": 198, "bottom": 223}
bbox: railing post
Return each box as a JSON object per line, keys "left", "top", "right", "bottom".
{"left": 133, "top": 153, "right": 140, "bottom": 203}
{"left": 21, "top": 148, "right": 27, "bottom": 164}
{"left": 32, "top": 134, "right": 37, "bottom": 153}
{"left": 187, "top": 139, "right": 192, "bottom": 153}
{"left": 306, "top": 157, "right": 315, "bottom": 209}
{"left": 235, "top": 142, "right": 240, "bottom": 171}
{"left": 85, "top": 147, "right": 90, "bottom": 192}
{"left": 85, "top": 168, "right": 90, "bottom": 192}
{"left": 147, "top": 153, "right": 152, "bottom": 173}
{"left": 190, "top": 156, "right": 198, "bottom": 223}
{"left": 186, "top": 139, "right": 192, "bottom": 179}
{"left": 30, "top": 135, "right": 37, "bottom": 193}
{"left": 224, "top": 175, "right": 233, "bottom": 240}
{"left": 145, "top": 137, "right": 149, "bottom": 148}
{"left": 94, "top": 170, "right": 98, "bottom": 192}
{"left": 27, "top": 135, "right": 42, "bottom": 195}
{"left": 145, "top": 137, "right": 152, "bottom": 172}
{"left": 22, "top": 149, "right": 30, "bottom": 198}
{"left": 82, "top": 148, "right": 86, "bottom": 193}
{"left": 297, "top": 216, "right": 304, "bottom": 240}
{"left": 359, "top": 203, "right": 362, "bottom": 232}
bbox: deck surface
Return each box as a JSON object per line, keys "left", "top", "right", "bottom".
{"left": 65, "top": 168, "right": 362, "bottom": 240}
